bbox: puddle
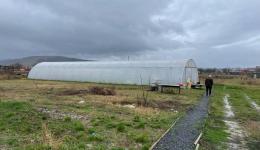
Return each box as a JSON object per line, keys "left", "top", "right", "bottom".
{"left": 223, "top": 95, "right": 248, "bottom": 150}
{"left": 251, "top": 101, "right": 260, "bottom": 111}
{"left": 223, "top": 95, "right": 234, "bottom": 118}
{"left": 245, "top": 95, "right": 260, "bottom": 111}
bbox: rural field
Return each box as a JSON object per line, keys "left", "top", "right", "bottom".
{"left": 201, "top": 79, "right": 260, "bottom": 150}
{"left": 1, "top": 0, "right": 260, "bottom": 150}
{"left": 0, "top": 76, "right": 259, "bottom": 150}
{"left": 0, "top": 78, "right": 202, "bottom": 150}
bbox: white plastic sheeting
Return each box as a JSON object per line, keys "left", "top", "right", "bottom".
{"left": 28, "top": 59, "right": 199, "bottom": 85}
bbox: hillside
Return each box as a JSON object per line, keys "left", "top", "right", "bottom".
{"left": 0, "top": 56, "right": 87, "bottom": 67}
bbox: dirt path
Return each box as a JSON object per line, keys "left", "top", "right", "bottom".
{"left": 223, "top": 95, "right": 248, "bottom": 150}
{"left": 244, "top": 94, "right": 260, "bottom": 112}
{"left": 152, "top": 96, "right": 209, "bottom": 150}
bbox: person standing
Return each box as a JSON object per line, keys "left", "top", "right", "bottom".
{"left": 205, "top": 75, "right": 213, "bottom": 96}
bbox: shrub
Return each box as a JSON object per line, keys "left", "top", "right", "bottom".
{"left": 141, "top": 144, "right": 149, "bottom": 150}
{"left": 134, "top": 134, "right": 149, "bottom": 143}
{"left": 150, "top": 123, "right": 161, "bottom": 129}
{"left": 106, "top": 122, "right": 116, "bottom": 129}
{"left": 73, "top": 121, "right": 85, "bottom": 131}
{"left": 75, "top": 131, "right": 85, "bottom": 139}
{"left": 133, "top": 116, "right": 141, "bottom": 122}
{"left": 111, "top": 148, "right": 124, "bottom": 150}
{"left": 7, "top": 139, "right": 18, "bottom": 146}
{"left": 87, "top": 128, "right": 96, "bottom": 134}
{"left": 116, "top": 123, "right": 126, "bottom": 132}
{"left": 89, "top": 86, "right": 116, "bottom": 96}
{"left": 135, "top": 122, "right": 145, "bottom": 129}
{"left": 42, "top": 115, "right": 48, "bottom": 120}
{"left": 25, "top": 144, "right": 52, "bottom": 150}
{"left": 64, "top": 116, "right": 71, "bottom": 122}
{"left": 87, "top": 134, "right": 103, "bottom": 142}
{"left": 61, "top": 135, "right": 86, "bottom": 149}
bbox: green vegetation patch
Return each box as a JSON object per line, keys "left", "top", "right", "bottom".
{"left": 0, "top": 101, "right": 42, "bottom": 134}
{"left": 0, "top": 101, "right": 90, "bottom": 149}
{"left": 200, "top": 85, "right": 228, "bottom": 149}
{"left": 201, "top": 82, "right": 260, "bottom": 150}
{"left": 0, "top": 79, "right": 204, "bottom": 149}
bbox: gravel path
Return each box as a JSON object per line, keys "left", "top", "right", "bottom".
{"left": 152, "top": 96, "right": 209, "bottom": 150}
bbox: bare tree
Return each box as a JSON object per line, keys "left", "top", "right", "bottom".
{"left": 137, "top": 75, "right": 150, "bottom": 107}
{"left": 31, "top": 80, "right": 40, "bottom": 102}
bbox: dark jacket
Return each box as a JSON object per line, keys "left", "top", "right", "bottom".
{"left": 205, "top": 78, "right": 213, "bottom": 87}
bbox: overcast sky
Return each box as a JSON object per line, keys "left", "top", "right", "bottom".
{"left": 0, "top": 0, "right": 260, "bottom": 67}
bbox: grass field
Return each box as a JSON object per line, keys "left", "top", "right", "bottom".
{"left": 0, "top": 79, "right": 203, "bottom": 150}
{"left": 201, "top": 79, "right": 260, "bottom": 150}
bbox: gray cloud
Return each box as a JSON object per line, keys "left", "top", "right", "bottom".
{"left": 0, "top": 0, "right": 260, "bottom": 67}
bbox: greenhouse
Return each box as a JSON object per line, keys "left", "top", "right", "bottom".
{"left": 28, "top": 59, "right": 199, "bottom": 85}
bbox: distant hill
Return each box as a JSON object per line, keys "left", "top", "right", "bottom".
{"left": 0, "top": 56, "right": 88, "bottom": 67}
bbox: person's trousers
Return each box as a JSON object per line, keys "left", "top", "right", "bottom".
{"left": 206, "top": 86, "right": 212, "bottom": 96}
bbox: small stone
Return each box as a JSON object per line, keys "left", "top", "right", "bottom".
{"left": 78, "top": 100, "right": 85, "bottom": 104}
{"left": 123, "top": 104, "right": 135, "bottom": 108}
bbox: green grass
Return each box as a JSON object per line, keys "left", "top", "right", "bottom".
{"left": 225, "top": 85, "right": 260, "bottom": 149}
{"left": 0, "top": 79, "right": 203, "bottom": 149}
{"left": 201, "top": 81, "right": 260, "bottom": 150}
{"left": 0, "top": 101, "right": 41, "bottom": 133}
{"left": 134, "top": 133, "right": 149, "bottom": 143}
{"left": 4, "top": 78, "right": 259, "bottom": 149}
{"left": 200, "top": 85, "right": 228, "bottom": 150}
{"left": 0, "top": 101, "right": 94, "bottom": 149}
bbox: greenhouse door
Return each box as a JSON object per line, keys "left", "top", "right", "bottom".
{"left": 184, "top": 67, "right": 194, "bottom": 83}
